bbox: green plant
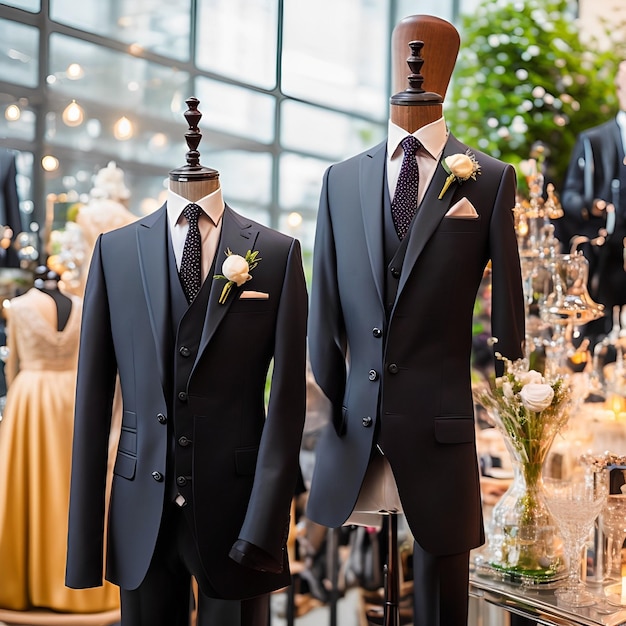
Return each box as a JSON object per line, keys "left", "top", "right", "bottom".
{"left": 446, "top": 0, "right": 626, "bottom": 192}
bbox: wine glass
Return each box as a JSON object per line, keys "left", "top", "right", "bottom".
{"left": 543, "top": 465, "right": 608, "bottom": 607}
{"left": 600, "top": 493, "right": 626, "bottom": 581}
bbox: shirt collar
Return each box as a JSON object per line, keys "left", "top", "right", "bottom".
{"left": 387, "top": 116, "right": 448, "bottom": 160}
{"left": 166, "top": 186, "right": 225, "bottom": 229}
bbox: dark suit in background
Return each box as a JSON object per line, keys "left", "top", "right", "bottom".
{"left": 66, "top": 202, "right": 308, "bottom": 625}
{"left": 560, "top": 60, "right": 626, "bottom": 339}
{"left": 0, "top": 148, "right": 23, "bottom": 267}
{"left": 560, "top": 116, "right": 626, "bottom": 335}
{"left": 306, "top": 131, "right": 525, "bottom": 625}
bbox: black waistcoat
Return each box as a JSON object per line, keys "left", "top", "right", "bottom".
{"left": 166, "top": 238, "right": 216, "bottom": 505}
{"left": 383, "top": 181, "right": 413, "bottom": 319}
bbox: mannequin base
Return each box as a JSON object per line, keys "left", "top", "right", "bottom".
{"left": 0, "top": 608, "right": 120, "bottom": 626}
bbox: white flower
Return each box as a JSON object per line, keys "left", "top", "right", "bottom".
{"left": 222, "top": 254, "right": 252, "bottom": 287}
{"left": 519, "top": 383, "right": 554, "bottom": 412}
{"left": 445, "top": 153, "right": 476, "bottom": 179}
{"left": 519, "top": 370, "right": 544, "bottom": 386}
{"left": 438, "top": 150, "right": 481, "bottom": 199}
{"left": 502, "top": 381, "right": 514, "bottom": 399}
{"left": 214, "top": 248, "right": 261, "bottom": 304}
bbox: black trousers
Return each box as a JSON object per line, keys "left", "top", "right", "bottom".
{"left": 412, "top": 541, "right": 470, "bottom": 626}
{"left": 119, "top": 504, "right": 269, "bottom": 626}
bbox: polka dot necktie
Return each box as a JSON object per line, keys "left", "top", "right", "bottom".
{"left": 179, "top": 203, "right": 202, "bottom": 303}
{"left": 391, "top": 135, "right": 421, "bottom": 240}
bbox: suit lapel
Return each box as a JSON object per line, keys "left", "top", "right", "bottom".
{"left": 359, "top": 141, "right": 387, "bottom": 305}
{"left": 608, "top": 120, "right": 624, "bottom": 174}
{"left": 397, "top": 134, "right": 467, "bottom": 299}
{"left": 193, "top": 205, "right": 259, "bottom": 374}
{"left": 136, "top": 205, "right": 170, "bottom": 391}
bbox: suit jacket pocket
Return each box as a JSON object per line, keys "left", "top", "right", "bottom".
{"left": 113, "top": 449, "right": 136, "bottom": 479}
{"left": 118, "top": 411, "right": 137, "bottom": 455}
{"left": 434, "top": 416, "right": 475, "bottom": 444}
{"left": 438, "top": 217, "right": 482, "bottom": 233}
{"left": 235, "top": 446, "right": 259, "bottom": 476}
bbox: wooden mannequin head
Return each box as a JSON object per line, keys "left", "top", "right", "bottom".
{"left": 390, "top": 15, "right": 461, "bottom": 133}
{"left": 169, "top": 97, "right": 220, "bottom": 202}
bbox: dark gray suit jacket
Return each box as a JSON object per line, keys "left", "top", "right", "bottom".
{"left": 66, "top": 204, "right": 308, "bottom": 599}
{"left": 0, "top": 149, "right": 22, "bottom": 267}
{"left": 560, "top": 118, "right": 626, "bottom": 309}
{"left": 306, "top": 134, "right": 525, "bottom": 556}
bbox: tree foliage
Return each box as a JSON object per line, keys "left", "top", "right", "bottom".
{"left": 445, "top": 0, "right": 626, "bottom": 193}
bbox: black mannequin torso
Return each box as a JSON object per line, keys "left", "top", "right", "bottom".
{"left": 33, "top": 266, "right": 72, "bottom": 332}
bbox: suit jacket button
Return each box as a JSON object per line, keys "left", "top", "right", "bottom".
{"left": 372, "top": 327, "right": 382, "bottom": 338}
{"left": 151, "top": 471, "right": 163, "bottom": 482}
{"left": 179, "top": 346, "right": 191, "bottom": 357}
{"left": 156, "top": 413, "right": 167, "bottom": 424}
{"left": 362, "top": 416, "right": 373, "bottom": 427}
{"left": 388, "top": 363, "right": 399, "bottom": 374}
{"left": 176, "top": 476, "right": 187, "bottom": 486}
{"left": 368, "top": 369, "right": 379, "bottom": 381}
{"left": 178, "top": 436, "right": 191, "bottom": 447}
{"left": 390, "top": 267, "right": 400, "bottom": 279}
{"left": 178, "top": 391, "right": 188, "bottom": 402}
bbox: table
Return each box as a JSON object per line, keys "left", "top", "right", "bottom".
{"left": 470, "top": 573, "right": 626, "bottom": 626}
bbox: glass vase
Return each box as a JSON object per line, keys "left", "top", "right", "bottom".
{"left": 482, "top": 437, "right": 565, "bottom": 584}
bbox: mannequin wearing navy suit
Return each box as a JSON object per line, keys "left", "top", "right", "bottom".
{"left": 560, "top": 60, "right": 626, "bottom": 336}
{"left": 306, "top": 17, "right": 525, "bottom": 626}
{"left": 66, "top": 124, "right": 308, "bottom": 626}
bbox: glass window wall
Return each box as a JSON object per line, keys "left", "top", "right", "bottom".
{"left": 196, "top": 0, "right": 279, "bottom": 89}
{"left": 0, "top": 0, "right": 469, "bottom": 270}
{"left": 50, "top": 0, "right": 192, "bottom": 62}
{"left": 1, "top": 0, "right": 39, "bottom": 11}
{"left": 282, "top": 0, "right": 389, "bottom": 120}
{"left": 0, "top": 18, "right": 38, "bottom": 88}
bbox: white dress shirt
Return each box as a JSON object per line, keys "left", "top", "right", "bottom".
{"left": 386, "top": 116, "right": 448, "bottom": 205}
{"left": 166, "top": 186, "right": 225, "bottom": 283}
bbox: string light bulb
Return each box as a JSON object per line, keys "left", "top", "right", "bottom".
{"left": 113, "top": 116, "right": 133, "bottom": 140}
{"left": 5, "top": 104, "right": 20, "bottom": 122}
{"left": 287, "top": 212, "right": 303, "bottom": 228}
{"left": 41, "top": 155, "right": 59, "bottom": 172}
{"left": 66, "top": 63, "right": 84, "bottom": 80}
{"left": 62, "top": 100, "right": 84, "bottom": 127}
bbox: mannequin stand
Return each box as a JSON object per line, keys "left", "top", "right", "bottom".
{"left": 366, "top": 512, "right": 401, "bottom": 626}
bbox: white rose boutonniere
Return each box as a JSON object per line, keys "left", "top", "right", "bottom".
{"left": 437, "top": 150, "right": 481, "bottom": 199}
{"left": 214, "top": 248, "right": 261, "bottom": 304}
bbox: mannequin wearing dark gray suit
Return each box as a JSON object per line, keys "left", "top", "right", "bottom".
{"left": 560, "top": 60, "right": 626, "bottom": 338}
{"left": 66, "top": 119, "right": 308, "bottom": 626}
{"left": 306, "top": 16, "right": 525, "bottom": 626}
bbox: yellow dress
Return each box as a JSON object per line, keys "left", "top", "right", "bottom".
{"left": 0, "top": 289, "right": 119, "bottom": 613}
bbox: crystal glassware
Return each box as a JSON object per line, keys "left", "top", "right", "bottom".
{"left": 600, "top": 493, "right": 626, "bottom": 582}
{"left": 543, "top": 467, "right": 608, "bottom": 607}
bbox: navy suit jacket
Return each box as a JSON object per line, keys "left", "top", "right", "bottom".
{"left": 306, "top": 134, "right": 525, "bottom": 555}
{"left": 66, "top": 203, "right": 308, "bottom": 599}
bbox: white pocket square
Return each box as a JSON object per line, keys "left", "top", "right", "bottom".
{"left": 239, "top": 290, "right": 269, "bottom": 300}
{"left": 445, "top": 197, "right": 479, "bottom": 218}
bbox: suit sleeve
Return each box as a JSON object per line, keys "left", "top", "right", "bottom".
{"left": 489, "top": 163, "right": 525, "bottom": 372}
{"left": 561, "top": 134, "right": 589, "bottom": 219}
{"left": 230, "top": 237, "right": 308, "bottom": 568}
{"left": 307, "top": 167, "right": 348, "bottom": 433}
{"left": 66, "top": 235, "right": 117, "bottom": 588}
